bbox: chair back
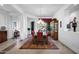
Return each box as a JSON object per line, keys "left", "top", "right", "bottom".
{"left": 37, "top": 31, "right": 43, "bottom": 41}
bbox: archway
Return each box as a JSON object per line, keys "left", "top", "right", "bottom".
{"left": 39, "top": 18, "right": 58, "bottom": 40}
{"left": 36, "top": 18, "right": 58, "bottom": 40}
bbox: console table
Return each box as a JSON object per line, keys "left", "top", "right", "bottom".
{"left": 0, "top": 31, "right": 7, "bottom": 43}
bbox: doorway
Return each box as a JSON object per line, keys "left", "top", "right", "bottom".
{"left": 40, "top": 18, "right": 58, "bottom": 40}
{"left": 31, "top": 21, "right": 34, "bottom": 32}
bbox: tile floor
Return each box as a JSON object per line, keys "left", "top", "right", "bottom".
{"left": 0, "top": 37, "right": 75, "bottom": 54}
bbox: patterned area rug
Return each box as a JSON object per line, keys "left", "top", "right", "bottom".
{"left": 20, "top": 38, "right": 59, "bottom": 49}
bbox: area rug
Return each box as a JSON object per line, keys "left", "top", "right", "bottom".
{"left": 20, "top": 38, "right": 59, "bottom": 49}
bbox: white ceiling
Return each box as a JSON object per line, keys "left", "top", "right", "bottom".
{"left": 66, "top": 4, "right": 79, "bottom": 13}
{"left": 0, "top": 4, "right": 21, "bottom": 16}
{"left": 0, "top": 4, "right": 66, "bottom": 17}
{"left": 17, "top": 4, "right": 65, "bottom": 17}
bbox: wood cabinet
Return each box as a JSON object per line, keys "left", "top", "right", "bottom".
{"left": 0, "top": 31, "right": 7, "bottom": 43}
{"left": 50, "top": 18, "right": 58, "bottom": 40}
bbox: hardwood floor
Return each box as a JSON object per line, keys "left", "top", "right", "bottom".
{"left": 0, "top": 38, "right": 75, "bottom": 54}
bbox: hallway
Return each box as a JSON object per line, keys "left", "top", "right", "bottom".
{"left": 0, "top": 4, "right": 79, "bottom": 54}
